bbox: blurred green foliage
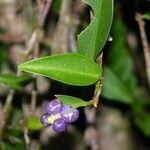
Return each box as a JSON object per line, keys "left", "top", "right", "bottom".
{"left": 0, "top": 74, "right": 32, "bottom": 90}
{"left": 102, "top": 13, "right": 137, "bottom": 104}
{"left": 143, "top": 12, "right": 150, "bottom": 20}
{"left": 27, "top": 116, "right": 43, "bottom": 130}
{"left": 0, "top": 0, "right": 150, "bottom": 149}
{"left": 0, "top": 43, "right": 7, "bottom": 71}
{"left": 102, "top": 10, "right": 150, "bottom": 136}
{"left": 53, "top": 0, "right": 61, "bottom": 14}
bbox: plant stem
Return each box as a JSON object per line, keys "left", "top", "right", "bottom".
{"left": 37, "top": 0, "right": 53, "bottom": 27}
{"left": 0, "top": 70, "right": 21, "bottom": 140}
{"left": 92, "top": 52, "right": 103, "bottom": 107}
{"left": 20, "top": 119, "right": 30, "bottom": 150}
{"left": 0, "top": 90, "right": 14, "bottom": 140}
{"left": 136, "top": 13, "right": 150, "bottom": 88}
{"left": 93, "top": 79, "right": 103, "bottom": 107}
{"left": 30, "top": 90, "right": 38, "bottom": 115}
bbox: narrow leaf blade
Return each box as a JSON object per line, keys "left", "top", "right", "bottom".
{"left": 143, "top": 13, "right": 150, "bottom": 20}
{"left": 27, "top": 116, "right": 43, "bottom": 130}
{"left": 134, "top": 111, "right": 150, "bottom": 136}
{"left": 102, "top": 67, "right": 134, "bottom": 103}
{"left": 78, "top": 0, "right": 114, "bottom": 59}
{"left": 55, "top": 95, "right": 93, "bottom": 108}
{"left": 102, "top": 12, "right": 138, "bottom": 104}
{"left": 18, "top": 53, "right": 101, "bottom": 86}
{"left": 0, "top": 74, "right": 32, "bottom": 89}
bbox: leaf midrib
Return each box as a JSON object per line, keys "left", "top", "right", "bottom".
{"left": 91, "top": 0, "right": 103, "bottom": 58}
{"left": 24, "top": 66, "right": 100, "bottom": 80}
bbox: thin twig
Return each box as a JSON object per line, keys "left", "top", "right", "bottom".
{"left": 0, "top": 20, "right": 42, "bottom": 143}
{"left": 0, "top": 90, "right": 14, "bottom": 140}
{"left": 0, "top": 34, "right": 24, "bottom": 43}
{"left": 20, "top": 1, "right": 52, "bottom": 148}
{"left": 0, "top": 0, "right": 52, "bottom": 144}
{"left": 37, "top": 0, "right": 53, "bottom": 27}
{"left": 30, "top": 90, "right": 38, "bottom": 115}
{"left": 0, "top": 70, "right": 21, "bottom": 140}
{"left": 51, "top": 0, "right": 73, "bottom": 54}
{"left": 136, "top": 13, "right": 150, "bottom": 88}
{"left": 30, "top": 41, "right": 39, "bottom": 115}
{"left": 25, "top": 28, "right": 43, "bottom": 58}
{"left": 93, "top": 79, "right": 103, "bottom": 107}
{"left": 92, "top": 53, "right": 104, "bottom": 107}
{"left": 28, "top": 0, "right": 51, "bottom": 115}
{"left": 20, "top": 119, "right": 30, "bottom": 150}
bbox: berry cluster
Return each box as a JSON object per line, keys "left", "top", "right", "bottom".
{"left": 40, "top": 99, "right": 79, "bottom": 133}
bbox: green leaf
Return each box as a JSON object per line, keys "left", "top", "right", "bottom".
{"left": 18, "top": 53, "right": 101, "bottom": 86}
{"left": 134, "top": 112, "right": 150, "bottom": 136}
{"left": 0, "top": 43, "right": 7, "bottom": 70}
{"left": 78, "top": 0, "right": 114, "bottom": 59}
{"left": 55, "top": 95, "right": 93, "bottom": 108}
{"left": 102, "top": 67, "right": 134, "bottom": 104}
{"left": 27, "top": 116, "right": 43, "bottom": 130}
{"left": 2, "top": 142, "right": 26, "bottom": 150}
{"left": 53, "top": 0, "right": 62, "bottom": 14}
{"left": 0, "top": 74, "right": 32, "bottom": 89}
{"left": 107, "top": 13, "right": 137, "bottom": 87}
{"left": 143, "top": 12, "right": 150, "bottom": 20}
{"left": 102, "top": 11, "right": 138, "bottom": 104}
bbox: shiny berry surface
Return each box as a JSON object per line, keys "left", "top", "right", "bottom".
{"left": 61, "top": 106, "right": 79, "bottom": 123}
{"left": 45, "top": 99, "right": 63, "bottom": 115}
{"left": 52, "top": 118, "right": 68, "bottom": 133}
{"left": 40, "top": 113, "right": 50, "bottom": 127}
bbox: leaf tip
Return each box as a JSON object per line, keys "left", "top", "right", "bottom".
{"left": 18, "top": 63, "right": 23, "bottom": 70}
{"left": 18, "top": 62, "right": 28, "bottom": 72}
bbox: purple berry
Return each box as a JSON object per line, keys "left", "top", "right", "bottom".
{"left": 45, "top": 99, "right": 63, "bottom": 115}
{"left": 40, "top": 113, "right": 50, "bottom": 127}
{"left": 61, "top": 106, "right": 79, "bottom": 123}
{"left": 52, "top": 118, "right": 68, "bottom": 133}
